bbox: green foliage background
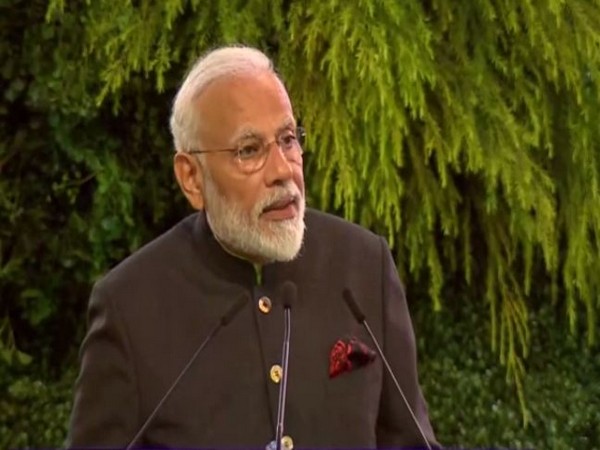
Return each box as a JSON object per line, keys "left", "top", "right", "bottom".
{"left": 0, "top": 0, "right": 598, "bottom": 448}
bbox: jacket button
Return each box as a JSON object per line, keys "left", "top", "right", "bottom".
{"left": 267, "top": 436, "right": 293, "bottom": 450}
{"left": 258, "top": 296, "right": 272, "bottom": 314}
{"left": 270, "top": 364, "right": 283, "bottom": 383}
{"left": 282, "top": 435, "right": 294, "bottom": 450}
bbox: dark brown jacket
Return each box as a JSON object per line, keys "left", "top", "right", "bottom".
{"left": 67, "top": 209, "right": 437, "bottom": 448}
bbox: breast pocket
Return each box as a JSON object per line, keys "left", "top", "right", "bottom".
{"left": 326, "top": 354, "right": 382, "bottom": 420}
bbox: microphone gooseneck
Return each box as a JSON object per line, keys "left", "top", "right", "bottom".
{"left": 342, "top": 288, "right": 433, "bottom": 450}
{"left": 274, "top": 281, "right": 297, "bottom": 450}
{"left": 125, "top": 292, "right": 250, "bottom": 449}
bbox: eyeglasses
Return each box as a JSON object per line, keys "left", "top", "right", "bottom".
{"left": 188, "top": 126, "right": 306, "bottom": 174}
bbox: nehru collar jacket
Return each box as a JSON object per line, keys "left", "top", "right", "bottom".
{"left": 67, "top": 208, "right": 438, "bottom": 448}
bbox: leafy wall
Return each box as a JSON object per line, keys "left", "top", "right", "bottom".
{"left": 0, "top": 0, "right": 598, "bottom": 441}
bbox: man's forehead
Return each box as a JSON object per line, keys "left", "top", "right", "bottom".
{"left": 196, "top": 71, "right": 295, "bottom": 145}
{"left": 232, "top": 117, "right": 296, "bottom": 141}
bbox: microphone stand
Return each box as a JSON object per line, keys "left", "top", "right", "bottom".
{"left": 343, "top": 289, "right": 432, "bottom": 450}
{"left": 275, "top": 305, "right": 291, "bottom": 450}
{"left": 125, "top": 294, "right": 248, "bottom": 449}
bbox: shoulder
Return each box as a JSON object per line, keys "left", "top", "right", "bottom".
{"left": 303, "top": 208, "right": 386, "bottom": 259}
{"left": 94, "top": 214, "right": 198, "bottom": 295}
{"left": 306, "top": 208, "right": 380, "bottom": 240}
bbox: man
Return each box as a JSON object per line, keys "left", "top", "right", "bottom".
{"left": 67, "top": 45, "right": 438, "bottom": 448}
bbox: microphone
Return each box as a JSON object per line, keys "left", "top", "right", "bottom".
{"left": 274, "top": 281, "right": 297, "bottom": 450}
{"left": 342, "top": 288, "right": 432, "bottom": 450}
{"left": 125, "top": 292, "right": 250, "bottom": 449}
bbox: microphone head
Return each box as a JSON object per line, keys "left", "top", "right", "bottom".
{"left": 342, "top": 288, "right": 366, "bottom": 323}
{"left": 221, "top": 292, "right": 250, "bottom": 326}
{"left": 279, "top": 281, "right": 297, "bottom": 309}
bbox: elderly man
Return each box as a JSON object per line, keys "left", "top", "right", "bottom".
{"left": 67, "top": 45, "right": 438, "bottom": 449}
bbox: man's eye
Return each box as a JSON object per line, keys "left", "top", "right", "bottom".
{"left": 280, "top": 133, "right": 297, "bottom": 148}
{"left": 236, "top": 144, "right": 261, "bottom": 160}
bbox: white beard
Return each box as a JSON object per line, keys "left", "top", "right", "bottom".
{"left": 202, "top": 169, "right": 306, "bottom": 263}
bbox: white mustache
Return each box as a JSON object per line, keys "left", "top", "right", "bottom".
{"left": 255, "top": 184, "right": 302, "bottom": 216}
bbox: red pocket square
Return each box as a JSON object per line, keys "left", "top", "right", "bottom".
{"left": 329, "top": 336, "right": 377, "bottom": 378}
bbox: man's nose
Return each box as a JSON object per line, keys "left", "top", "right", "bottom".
{"left": 263, "top": 142, "right": 294, "bottom": 185}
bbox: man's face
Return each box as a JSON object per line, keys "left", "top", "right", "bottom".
{"left": 186, "top": 70, "right": 306, "bottom": 263}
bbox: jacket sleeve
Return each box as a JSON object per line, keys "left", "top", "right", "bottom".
{"left": 66, "top": 282, "right": 139, "bottom": 447}
{"left": 376, "top": 237, "right": 440, "bottom": 448}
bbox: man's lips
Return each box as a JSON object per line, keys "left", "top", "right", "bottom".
{"left": 263, "top": 196, "right": 296, "bottom": 213}
{"left": 261, "top": 196, "right": 299, "bottom": 220}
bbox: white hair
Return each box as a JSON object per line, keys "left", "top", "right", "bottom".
{"left": 169, "top": 45, "right": 275, "bottom": 153}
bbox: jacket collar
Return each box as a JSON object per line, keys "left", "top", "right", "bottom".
{"left": 191, "top": 211, "right": 306, "bottom": 288}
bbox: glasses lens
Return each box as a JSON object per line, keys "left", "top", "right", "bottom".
{"left": 237, "top": 128, "right": 306, "bottom": 174}
{"left": 237, "top": 143, "right": 268, "bottom": 174}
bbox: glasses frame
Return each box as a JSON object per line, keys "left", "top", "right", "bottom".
{"left": 187, "top": 126, "right": 306, "bottom": 174}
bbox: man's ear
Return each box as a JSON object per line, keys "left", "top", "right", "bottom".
{"left": 173, "top": 152, "right": 205, "bottom": 210}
